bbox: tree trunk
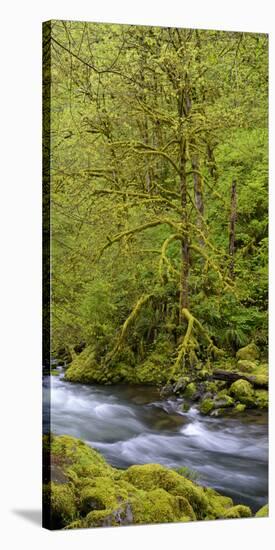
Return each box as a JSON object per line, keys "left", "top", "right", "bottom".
{"left": 229, "top": 180, "right": 237, "bottom": 278}
{"left": 179, "top": 140, "right": 189, "bottom": 315}
{"left": 178, "top": 90, "right": 190, "bottom": 318}
{"left": 191, "top": 153, "right": 204, "bottom": 248}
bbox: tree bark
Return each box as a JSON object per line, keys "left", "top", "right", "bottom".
{"left": 191, "top": 153, "right": 204, "bottom": 248}
{"left": 178, "top": 91, "right": 191, "bottom": 318}
{"left": 229, "top": 180, "right": 237, "bottom": 279}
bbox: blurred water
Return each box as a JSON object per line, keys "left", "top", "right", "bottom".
{"left": 43, "top": 373, "right": 268, "bottom": 512}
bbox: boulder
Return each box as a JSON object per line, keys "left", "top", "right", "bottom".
{"left": 229, "top": 379, "right": 254, "bottom": 405}
{"left": 236, "top": 343, "right": 260, "bottom": 362}
{"left": 237, "top": 360, "right": 257, "bottom": 373}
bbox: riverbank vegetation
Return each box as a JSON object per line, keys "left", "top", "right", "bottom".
{"left": 45, "top": 20, "right": 268, "bottom": 412}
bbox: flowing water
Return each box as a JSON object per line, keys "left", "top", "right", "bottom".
{"left": 43, "top": 371, "right": 268, "bottom": 512}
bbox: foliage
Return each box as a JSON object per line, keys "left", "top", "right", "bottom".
{"left": 45, "top": 21, "right": 268, "bottom": 380}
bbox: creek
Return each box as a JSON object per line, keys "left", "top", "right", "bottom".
{"left": 43, "top": 371, "right": 268, "bottom": 512}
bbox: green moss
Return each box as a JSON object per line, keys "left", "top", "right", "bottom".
{"left": 204, "top": 381, "right": 221, "bottom": 393}
{"left": 213, "top": 392, "right": 234, "bottom": 408}
{"left": 121, "top": 463, "right": 209, "bottom": 519}
{"left": 204, "top": 487, "right": 233, "bottom": 518}
{"left": 64, "top": 347, "right": 104, "bottom": 383}
{"left": 44, "top": 482, "right": 77, "bottom": 529}
{"left": 254, "top": 389, "right": 268, "bottom": 409}
{"left": 83, "top": 507, "right": 118, "bottom": 527}
{"left": 50, "top": 434, "right": 114, "bottom": 482}
{"left": 136, "top": 340, "right": 174, "bottom": 384}
{"left": 79, "top": 477, "right": 128, "bottom": 514}
{"left": 199, "top": 398, "right": 214, "bottom": 415}
{"left": 173, "top": 376, "right": 190, "bottom": 393}
{"left": 64, "top": 520, "right": 83, "bottom": 530}
{"left": 130, "top": 488, "right": 195, "bottom": 524}
{"left": 236, "top": 343, "right": 260, "bottom": 361}
{"left": 234, "top": 403, "right": 246, "bottom": 413}
{"left": 44, "top": 435, "right": 257, "bottom": 529}
{"left": 223, "top": 505, "right": 252, "bottom": 518}
{"left": 237, "top": 360, "right": 257, "bottom": 373}
{"left": 229, "top": 379, "right": 254, "bottom": 405}
{"left": 255, "top": 504, "right": 268, "bottom": 517}
{"left": 184, "top": 382, "right": 197, "bottom": 399}
{"left": 50, "top": 369, "right": 60, "bottom": 376}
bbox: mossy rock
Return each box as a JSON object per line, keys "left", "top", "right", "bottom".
{"left": 247, "top": 364, "right": 268, "bottom": 388}
{"left": 223, "top": 505, "right": 252, "bottom": 518}
{"left": 233, "top": 403, "right": 246, "bottom": 413}
{"left": 130, "top": 488, "right": 196, "bottom": 524}
{"left": 237, "top": 360, "right": 257, "bottom": 373}
{"left": 184, "top": 382, "right": 197, "bottom": 399}
{"left": 43, "top": 482, "right": 77, "bottom": 529}
{"left": 199, "top": 398, "right": 214, "bottom": 415}
{"left": 121, "top": 463, "right": 210, "bottom": 519}
{"left": 173, "top": 376, "right": 190, "bottom": 394}
{"left": 79, "top": 477, "right": 129, "bottom": 515}
{"left": 50, "top": 369, "right": 60, "bottom": 376}
{"left": 229, "top": 379, "right": 255, "bottom": 405}
{"left": 203, "top": 487, "right": 233, "bottom": 519}
{"left": 44, "top": 435, "right": 254, "bottom": 528}
{"left": 254, "top": 389, "right": 268, "bottom": 409}
{"left": 213, "top": 392, "right": 234, "bottom": 409}
{"left": 255, "top": 504, "right": 268, "bottom": 517}
{"left": 236, "top": 343, "right": 260, "bottom": 362}
{"left": 64, "top": 347, "right": 103, "bottom": 384}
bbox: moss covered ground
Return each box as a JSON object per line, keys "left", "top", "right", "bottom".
{"left": 43, "top": 434, "right": 266, "bottom": 530}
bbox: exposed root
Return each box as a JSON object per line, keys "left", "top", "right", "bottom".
{"left": 172, "top": 308, "right": 224, "bottom": 376}
{"left": 105, "top": 294, "right": 153, "bottom": 364}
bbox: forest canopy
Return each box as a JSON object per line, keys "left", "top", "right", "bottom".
{"left": 44, "top": 21, "right": 268, "bottom": 384}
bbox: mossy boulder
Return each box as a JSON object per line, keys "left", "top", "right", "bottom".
{"left": 64, "top": 347, "right": 104, "bottom": 384}
{"left": 44, "top": 435, "right": 253, "bottom": 529}
{"left": 236, "top": 343, "right": 260, "bottom": 362}
{"left": 122, "top": 463, "right": 213, "bottom": 519}
{"left": 248, "top": 363, "right": 268, "bottom": 388}
{"left": 233, "top": 403, "right": 246, "bottom": 413}
{"left": 223, "top": 504, "right": 252, "bottom": 518}
{"left": 255, "top": 504, "right": 268, "bottom": 517}
{"left": 43, "top": 482, "right": 77, "bottom": 529}
{"left": 79, "top": 477, "right": 131, "bottom": 515}
{"left": 130, "top": 488, "right": 195, "bottom": 524}
{"left": 184, "top": 382, "right": 197, "bottom": 399}
{"left": 237, "top": 360, "right": 257, "bottom": 373}
{"left": 199, "top": 398, "right": 214, "bottom": 415}
{"left": 213, "top": 392, "right": 234, "bottom": 409}
{"left": 229, "top": 379, "right": 255, "bottom": 405}
{"left": 254, "top": 389, "right": 268, "bottom": 409}
{"left": 64, "top": 346, "right": 139, "bottom": 385}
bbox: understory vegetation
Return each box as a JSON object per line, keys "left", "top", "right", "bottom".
{"left": 44, "top": 21, "right": 268, "bottom": 408}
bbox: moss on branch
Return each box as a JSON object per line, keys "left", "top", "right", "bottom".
{"left": 97, "top": 219, "right": 182, "bottom": 261}
{"left": 105, "top": 294, "right": 153, "bottom": 364}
